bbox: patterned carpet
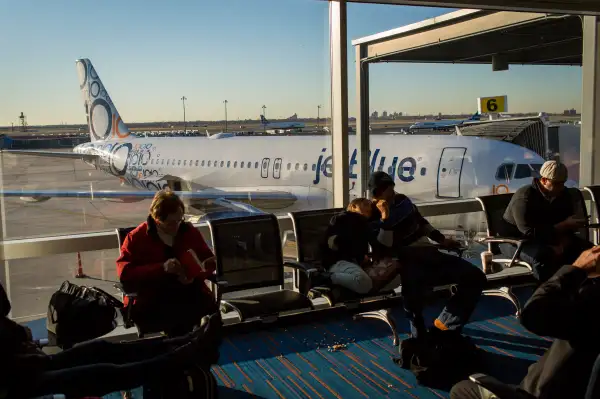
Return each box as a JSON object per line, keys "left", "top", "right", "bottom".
{"left": 23, "top": 267, "right": 550, "bottom": 398}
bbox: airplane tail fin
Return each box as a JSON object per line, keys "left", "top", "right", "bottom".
{"left": 469, "top": 112, "right": 480, "bottom": 121}
{"left": 260, "top": 115, "right": 269, "bottom": 125}
{"left": 76, "top": 59, "right": 131, "bottom": 142}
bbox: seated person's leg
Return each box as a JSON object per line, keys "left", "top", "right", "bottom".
{"left": 397, "top": 253, "right": 430, "bottom": 338}
{"left": 18, "top": 342, "right": 201, "bottom": 399}
{"left": 518, "top": 241, "right": 559, "bottom": 282}
{"left": 585, "top": 353, "right": 600, "bottom": 399}
{"left": 450, "top": 380, "right": 486, "bottom": 399}
{"left": 49, "top": 313, "right": 221, "bottom": 369}
{"left": 328, "top": 260, "right": 373, "bottom": 294}
{"left": 429, "top": 251, "right": 486, "bottom": 332}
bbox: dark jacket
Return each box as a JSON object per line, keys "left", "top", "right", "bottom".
{"left": 116, "top": 216, "right": 215, "bottom": 306}
{"left": 321, "top": 211, "right": 384, "bottom": 269}
{"left": 519, "top": 265, "right": 600, "bottom": 399}
{"left": 500, "top": 179, "right": 576, "bottom": 243}
{"left": 370, "top": 193, "right": 445, "bottom": 250}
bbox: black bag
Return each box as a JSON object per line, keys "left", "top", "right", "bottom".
{"left": 394, "top": 329, "right": 481, "bottom": 390}
{"left": 47, "top": 280, "right": 122, "bottom": 348}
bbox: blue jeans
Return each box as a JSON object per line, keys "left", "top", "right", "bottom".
{"left": 499, "top": 235, "right": 593, "bottom": 282}
{"left": 397, "top": 246, "right": 486, "bottom": 338}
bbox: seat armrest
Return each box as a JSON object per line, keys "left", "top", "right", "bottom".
{"left": 469, "top": 374, "right": 534, "bottom": 399}
{"left": 481, "top": 237, "right": 527, "bottom": 246}
{"left": 113, "top": 283, "right": 137, "bottom": 298}
{"left": 283, "top": 260, "right": 320, "bottom": 274}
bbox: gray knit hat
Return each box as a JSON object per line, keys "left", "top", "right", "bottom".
{"left": 539, "top": 160, "right": 568, "bottom": 182}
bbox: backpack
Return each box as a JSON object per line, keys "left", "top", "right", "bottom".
{"left": 394, "top": 328, "right": 481, "bottom": 390}
{"left": 47, "top": 281, "right": 122, "bottom": 348}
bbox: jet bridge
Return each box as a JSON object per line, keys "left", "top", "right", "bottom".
{"left": 455, "top": 116, "right": 554, "bottom": 160}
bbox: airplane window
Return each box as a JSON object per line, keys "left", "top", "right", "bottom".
{"left": 312, "top": 164, "right": 316, "bottom": 171}
{"left": 241, "top": 162, "right": 244, "bottom": 168}
{"left": 190, "top": 159, "right": 193, "bottom": 166}
{"left": 234, "top": 161, "right": 237, "bottom": 168}
{"left": 167, "top": 159, "right": 170, "bottom": 165}
{"left": 184, "top": 160, "right": 187, "bottom": 166}
{"left": 496, "top": 163, "right": 515, "bottom": 181}
{"left": 255, "top": 162, "right": 259, "bottom": 168}
{"left": 227, "top": 161, "right": 231, "bottom": 168}
{"left": 195, "top": 160, "right": 199, "bottom": 167}
{"left": 287, "top": 163, "right": 291, "bottom": 170}
{"left": 248, "top": 161, "right": 252, "bottom": 167}
{"left": 420, "top": 167, "right": 426, "bottom": 176}
{"left": 162, "top": 159, "right": 164, "bottom": 165}
{"left": 178, "top": 160, "right": 181, "bottom": 166}
{"left": 514, "top": 163, "right": 543, "bottom": 179}
{"left": 214, "top": 160, "right": 217, "bottom": 166}
{"left": 208, "top": 161, "right": 211, "bottom": 167}
{"left": 220, "top": 161, "right": 224, "bottom": 167}
{"left": 303, "top": 163, "right": 307, "bottom": 171}
{"left": 295, "top": 163, "right": 299, "bottom": 170}
{"left": 201, "top": 160, "right": 205, "bottom": 167}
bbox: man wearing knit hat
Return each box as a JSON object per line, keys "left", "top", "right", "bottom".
{"left": 499, "top": 160, "right": 593, "bottom": 282}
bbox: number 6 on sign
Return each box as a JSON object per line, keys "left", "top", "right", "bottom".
{"left": 477, "top": 96, "right": 508, "bottom": 114}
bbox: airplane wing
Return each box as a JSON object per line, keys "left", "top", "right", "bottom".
{"left": 2, "top": 149, "right": 98, "bottom": 162}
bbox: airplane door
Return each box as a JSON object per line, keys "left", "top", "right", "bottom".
{"left": 261, "top": 158, "right": 270, "bottom": 178}
{"left": 437, "top": 147, "right": 466, "bottom": 198}
{"left": 273, "top": 158, "right": 282, "bottom": 179}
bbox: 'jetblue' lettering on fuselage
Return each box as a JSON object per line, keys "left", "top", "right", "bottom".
{"left": 313, "top": 148, "right": 419, "bottom": 185}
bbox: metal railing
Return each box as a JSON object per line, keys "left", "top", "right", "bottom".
{"left": 0, "top": 191, "right": 592, "bottom": 262}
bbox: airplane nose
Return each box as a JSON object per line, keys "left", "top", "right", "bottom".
{"left": 565, "top": 179, "right": 579, "bottom": 188}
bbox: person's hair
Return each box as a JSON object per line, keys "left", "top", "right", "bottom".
{"left": 149, "top": 189, "right": 185, "bottom": 222}
{"left": 347, "top": 198, "right": 372, "bottom": 214}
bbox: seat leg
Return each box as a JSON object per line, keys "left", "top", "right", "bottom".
{"left": 353, "top": 308, "right": 400, "bottom": 346}
{"left": 483, "top": 287, "right": 522, "bottom": 317}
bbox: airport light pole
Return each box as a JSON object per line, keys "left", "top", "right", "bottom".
{"left": 262, "top": 105, "right": 266, "bottom": 119}
{"left": 181, "top": 96, "right": 187, "bottom": 132}
{"left": 223, "top": 100, "right": 228, "bottom": 133}
{"left": 317, "top": 105, "right": 321, "bottom": 128}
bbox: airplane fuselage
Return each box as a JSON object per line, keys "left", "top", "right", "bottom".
{"left": 74, "top": 134, "right": 546, "bottom": 214}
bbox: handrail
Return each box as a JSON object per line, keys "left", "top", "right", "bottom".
{"left": 0, "top": 190, "right": 592, "bottom": 262}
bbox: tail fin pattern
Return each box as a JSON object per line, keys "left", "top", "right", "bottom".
{"left": 260, "top": 115, "right": 269, "bottom": 125}
{"left": 76, "top": 58, "right": 131, "bottom": 142}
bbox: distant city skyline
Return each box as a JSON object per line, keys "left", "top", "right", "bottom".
{"left": 0, "top": 1, "right": 583, "bottom": 125}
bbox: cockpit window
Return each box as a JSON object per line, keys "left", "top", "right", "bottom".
{"left": 495, "top": 163, "right": 515, "bottom": 181}
{"left": 514, "top": 163, "right": 543, "bottom": 179}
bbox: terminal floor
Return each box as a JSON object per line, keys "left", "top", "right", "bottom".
{"left": 25, "top": 286, "right": 548, "bottom": 399}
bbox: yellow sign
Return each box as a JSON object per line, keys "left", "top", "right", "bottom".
{"left": 477, "top": 96, "right": 507, "bottom": 113}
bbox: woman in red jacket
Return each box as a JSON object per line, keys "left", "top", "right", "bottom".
{"left": 117, "top": 189, "right": 218, "bottom": 336}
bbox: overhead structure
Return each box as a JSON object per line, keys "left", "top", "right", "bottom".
{"left": 351, "top": 8, "right": 592, "bottom": 197}
{"left": 457, "top": 117, "right": 549, "bottom": 159}
{"left": 345, "top": 0, "right": 600, "bottom": 16}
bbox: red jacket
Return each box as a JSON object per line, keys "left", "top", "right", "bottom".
{"left": 116, "top": 216, "right": 215, "bottom": 306}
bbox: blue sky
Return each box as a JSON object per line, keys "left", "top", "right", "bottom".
{"left": 0, "top": 0, "right": 583, "bottom": 125}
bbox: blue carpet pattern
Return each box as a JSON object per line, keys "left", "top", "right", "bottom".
{"left": 210, "top": 288, "right": 548, "bottom": 399}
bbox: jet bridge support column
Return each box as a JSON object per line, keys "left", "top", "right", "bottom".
{"left": 580, "top": 16, "right": 600, "bottom": 187}
{"left": 330, "top": 0, "right": 349, "bottom": 208}
{"left": 355, "top": 44, "right": 370, "bottom": 199}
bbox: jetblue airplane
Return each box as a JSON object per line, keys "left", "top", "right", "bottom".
{"left": 409, "top": 113, "right": 481, "bottom": 131}
{"left": 1, "top": 59, "right": 559, "bottom": 230}
{"left": 260, "top": 115, "right": 305, "bottom": 130}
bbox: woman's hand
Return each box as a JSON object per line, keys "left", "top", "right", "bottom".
{"left": 163, "top": 258, "right": 184, "bottom": 275}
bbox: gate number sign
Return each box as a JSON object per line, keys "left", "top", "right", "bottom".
{"left": 477, "top": 96, "right": 508, "bottom": 114}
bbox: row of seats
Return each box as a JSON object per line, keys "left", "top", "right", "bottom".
{"left": 112, "top": 185, "right": 600, "bottom": 347}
